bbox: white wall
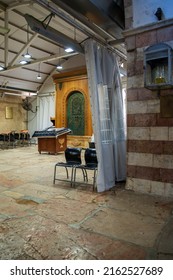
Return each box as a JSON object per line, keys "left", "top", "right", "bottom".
{"left": 133, "top": 0, "right": 173, "bottom": 28}
{"left": 27, "top": 97, "right": 38, "bottom": 138}
{"left": 28, "top": 54, "right": 86, "bottom": 137}
{"left": 61, "top": 53, "right": 86, "bottom": 71}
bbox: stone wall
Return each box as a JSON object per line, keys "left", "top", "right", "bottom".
{"left": 123, "top": 0, "right": 173, "bottom": 197}
{"left": 0, "top": 95, "right": 27, "bottom": 132}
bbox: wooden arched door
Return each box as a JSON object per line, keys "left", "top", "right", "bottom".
{"left": 67, "top": 91, "right": 85, "bottom": 135}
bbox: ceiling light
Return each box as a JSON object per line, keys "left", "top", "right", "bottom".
{"left": 56, "top": 48, "right": 63, "bottom": 70}
{"left": 24, "top": 51, "right": 31, "bottom": 59}
{"left": 19, "top": 60, "right": 28, "bottom": 65}
{"left": 23, "top": 25, "right": 32, "bottom": 59}
{"left": 0, "top": 65, "right": 4, "bottom": 71}
{"left": 56, "top": 65, "right": 63, "bottom": 70}
{"left": 65, "top": 47, "right": 74, "bottom": 53}
{"left": 37, "top": 63, "right": 42, "bottom": 80}
{"left": 37, "top": 73, "right": 42, "bottom": 80}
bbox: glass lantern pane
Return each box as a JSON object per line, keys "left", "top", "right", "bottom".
{"left": 149, "top": 58, "right": 168, "bottom": 84}
{"left": 146, "top": 64, "right": 152, "bottom": 85}
{"left": 144, "top": 43, "right": 173, "bottom": 89}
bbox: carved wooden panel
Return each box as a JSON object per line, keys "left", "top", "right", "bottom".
{"left": 67, "top": 91, "right": 85, "bottom": 135}
{"left": 52, "top": 68, "right": 92, "bottom": 136}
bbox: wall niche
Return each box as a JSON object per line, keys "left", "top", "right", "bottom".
{"left": 52, "top": 68, "right": 93, "bottom": 147}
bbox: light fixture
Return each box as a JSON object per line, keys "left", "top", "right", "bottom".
{"left": 0, "top": 65, "right": 4, "bottom": 71}
{"left": 144, "top": 43, "right": 173, "bottom": 90}
{"left": 23, "top": 24, "right": 32, "bottom": 59}
{"left": 64, "top": 27, "right": 76, "bottom": 53}
{"left": 56, "top": 59, "right": 63, "bottom": 70}
{"left": 37, "top": 63, "right": 42, "bottom": 80}
{"left": 65, "top": 47, "right": 74, "bottom": 53}
{"left": 24, "top": 51, "right": 31, "bottom": 59}
{"left": 37, "top": 73, "right": 42, "bottom": 80}
{"left": 56, "top": 65, "right": 63, "bottom": 70}
{"left": 56, "top": 47, "right": 63, "bottom": 70}
{"left": 20, "top": 60, "right": 28, "bottom": 65}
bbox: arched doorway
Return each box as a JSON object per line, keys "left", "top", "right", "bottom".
{"left": 53, "top": 68, "right": 93, "bottom": 147}
{"left": 67, "top": 91, "right": 85, "bottom": 135}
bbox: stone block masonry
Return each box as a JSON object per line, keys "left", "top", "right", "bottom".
{"left": 123, "top": 6, "right": 173, "bottom": 197}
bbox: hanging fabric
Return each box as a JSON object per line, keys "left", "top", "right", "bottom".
{"left": 84, "top": 39, "right": 126, "bottom": 192}
{"left": 39, "top": 95, "right": 55, "bottom": 130}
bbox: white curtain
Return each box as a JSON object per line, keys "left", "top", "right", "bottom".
{"left": 39, "top": 95, "right": 55, "bottom": 130}
{"left": 84, "top": 39, "right": 126, "bottom": 192}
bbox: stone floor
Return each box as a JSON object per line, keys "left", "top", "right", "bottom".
{"left": 0, "top": 145, "right": 173, "bottom": 260}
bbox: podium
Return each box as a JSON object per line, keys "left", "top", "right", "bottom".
{"left": 32, "top": 128, "right": 71, "bottom": 154}
{"left": 37, "top": 135, "right": 67, "bottom": 154}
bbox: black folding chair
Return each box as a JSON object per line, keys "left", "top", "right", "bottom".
{"left": 53, "top": 147, "right": 84, "bottom": 186}
{"left": 73, "top": 148, "right": 98, "bottom": 191}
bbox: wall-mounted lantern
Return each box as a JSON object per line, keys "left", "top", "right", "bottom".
{"left": 144, "top": 43, "right": 173, "bottom": 90}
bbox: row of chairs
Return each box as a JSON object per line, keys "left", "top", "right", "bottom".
{"left": 53, "top": 147, "right": 98, "bottom": 191}
{"left": 0, "top": 130, "right": 31, "bottom": 149}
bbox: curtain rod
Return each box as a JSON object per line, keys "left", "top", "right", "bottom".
{"left": 81, "top": 38, "right": 127, "bottom": 61}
